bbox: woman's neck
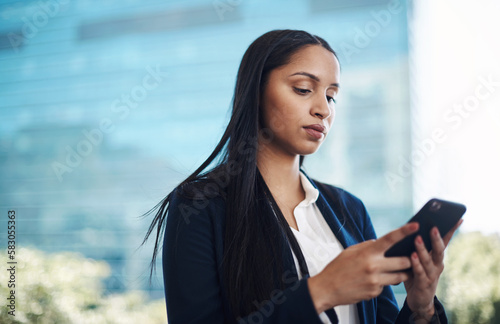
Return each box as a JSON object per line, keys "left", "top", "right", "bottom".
{"left": 256, "top": 145, "right": 303, "bottom": 203}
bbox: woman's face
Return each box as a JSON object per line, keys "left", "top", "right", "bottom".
{"left": 260, "top": 45, "right": 340, "bottom": 158}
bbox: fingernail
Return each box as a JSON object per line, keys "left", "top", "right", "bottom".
{"left": 412, "top": 252, "right": 418, "bottom": 260}
{"left": 416, "top": 236, "right": 423, "bottom": 244}
{"left": 433, "top": 228, "right": 440, "bottom": 237}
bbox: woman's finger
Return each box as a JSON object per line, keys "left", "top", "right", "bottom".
{"left": 414, "top": 235, "right": 433, "bottom": 277}
{"left": 410, "top": 251, "right": 427, "bottom": 280}
{"left": 381, "top": 271, "right": 411, "bottom": 286}
{"left": 381, "top": 256, "right": 412, "bottom": 272}
{"left": 430, "top": 227, "right": 446, "bottom": 265}
{"left": 377, "top": 222, "right": 419, "bottom": 252}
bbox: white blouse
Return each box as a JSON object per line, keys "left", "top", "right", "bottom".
{"left": 290, "top": 173, "right": 360, "bottom": 324}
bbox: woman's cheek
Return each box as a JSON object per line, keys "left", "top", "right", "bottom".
{"left": 267, "top": 105, "right": 287, "bottom": 133}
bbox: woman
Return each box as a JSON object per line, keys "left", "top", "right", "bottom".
{"left": 144, "top": 29, "right": 460, "bottom": 323}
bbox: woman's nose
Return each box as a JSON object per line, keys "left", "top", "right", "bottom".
{"left": 312, "top": 94, "right": 332, "bottom": 119}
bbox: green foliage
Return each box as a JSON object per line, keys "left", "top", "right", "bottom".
{"left": 438, "top": 232, "right": 500, "bottom": 324}
{"left": 0, "top": 248, "right": 166, "bottom": 324}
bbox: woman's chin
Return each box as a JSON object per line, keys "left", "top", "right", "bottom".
{"left": 296, "top": 144, "right": 323, "bottom": 156}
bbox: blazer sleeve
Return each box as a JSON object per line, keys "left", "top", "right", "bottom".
{"left": 358, "top": 196, "right": 448, "bottom": 324}
{"left": 163, "top": 189, "right": 325, "bottom": 324}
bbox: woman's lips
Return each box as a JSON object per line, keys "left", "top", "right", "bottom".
{"left": 303, "top": 124, "right": 325, "bottom": 139}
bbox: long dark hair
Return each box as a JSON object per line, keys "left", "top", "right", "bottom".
{"left": 143, "top": 29, "right": 338, "bottom": 319}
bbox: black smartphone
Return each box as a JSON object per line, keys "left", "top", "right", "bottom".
{"left": 384, "top": 198, "right": 466, "bottom": 257}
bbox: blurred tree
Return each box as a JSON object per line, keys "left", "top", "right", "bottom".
{"left": 438, "top": 232, "right": 500, "bottom": 324}
{"left": 0, "top": 248, "right": 166, "bottom": 324}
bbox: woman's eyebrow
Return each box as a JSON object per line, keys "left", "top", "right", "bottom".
{"left": 288, "top": 71, "right": 340, "bottom": 88}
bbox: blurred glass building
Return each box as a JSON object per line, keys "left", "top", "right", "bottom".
{"left": 1, "top": 0, "right": 416, "bottom": 302}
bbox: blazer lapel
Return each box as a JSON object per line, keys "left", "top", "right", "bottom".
{"left": 303, "top": 173, "right": 358, "bottom": 249}
{"left": 304, "top": 174, "right": 372, "bottom": 324}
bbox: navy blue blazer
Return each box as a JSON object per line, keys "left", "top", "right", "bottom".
{"left": 162, "top": 173, "right": 447, "bottom": 323}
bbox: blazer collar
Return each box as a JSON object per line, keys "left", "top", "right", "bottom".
{"left": 299, "top": 170, "right": 359, "bottom": 249}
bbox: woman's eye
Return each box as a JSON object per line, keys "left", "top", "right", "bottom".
{"left": 327, "top": 96, "right": 336, "bottom": 104}
{"left": 294, "top": 87, "right": 311, "bottom": 95}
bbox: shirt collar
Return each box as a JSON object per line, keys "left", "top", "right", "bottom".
{"left": 298, "top": 172, "right": 319, "bottom": 207}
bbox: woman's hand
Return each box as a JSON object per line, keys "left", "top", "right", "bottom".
{"left": 404, "top": 219, "right": 463, "bottom": 320}
{"left": 308, "top": 223, "right": 419, "bottom": 313}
